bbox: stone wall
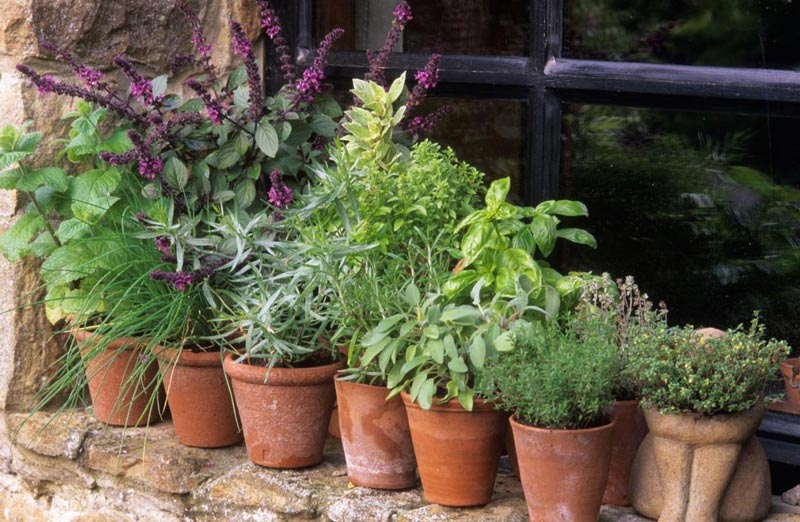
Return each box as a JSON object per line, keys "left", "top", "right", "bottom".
{"left": 0, "top": 0, "right": 258, "bottom": 410}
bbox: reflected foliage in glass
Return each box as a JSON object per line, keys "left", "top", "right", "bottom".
{"left": 561, "top": 104, "right": 800, "bottom": 350}
{"left": 565, "top": 0, "right": 800, "bottom": 70}
{"left": 421, "top": 97, "right": 525, "bottom": 201}
{"left": 314, "top": 0, "right": 528, "bottom": 56}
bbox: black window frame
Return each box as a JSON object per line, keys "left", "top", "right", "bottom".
{"left": 273, "top": 0, "right": 800, "bottom": 467}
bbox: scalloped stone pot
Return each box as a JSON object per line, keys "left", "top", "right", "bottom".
{"left": 157, "top": 348, "right": 242, "bottom": 448}
{"left": 223, "top": 354, "right": 343, "bottom": 468}
{"left": 334, "top": 378, "right": 416, "bottom": 489}
{"left": 510, "top": 415, "right": 615, "bottom": 522}
{"left": 401, "top": 392, "right": 506, "bottom": 507}
{"left": 629, "top": 404, "right": 771, "bottom": 522}
{"left": 72, "top": 329, "right": 164, "bottom": 427}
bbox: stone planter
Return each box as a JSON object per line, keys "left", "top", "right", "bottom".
{"left": 603, "top": 400, "right": 648, "bottom": 506}
{"left": 401, "top": 392, "right": 506, "bottom": 507}
{"left": 157, "top": 347, "right": 242, "bottom": 448}
{"left": 72, "top": 329, "right": 164, "bottom": 427}
{"left": 223, "top": 353, "right": 343, "bottom": 468}
{"left": 334, "top": 378, "right": 416, "bottom": 489}
{"left": 630, "top": 404, "right": 771, "bottom": 522}
{"left": 510, "top": 415, "right": 615, "bottom": 522}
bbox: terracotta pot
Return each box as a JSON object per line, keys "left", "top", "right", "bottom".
{"left": 603, "top": 399, "right": 648, "bottom": 506}
{"left": 504, "top": 419, "right": 519, "bottom": 478}
{"left": 157, "top": 347, "right": 242, "bottom": 448}
{"left": 630, "top": 404, "right": 769, "bottom": 522}
{"left": 223, "top": 353, "right": 343, "bottom": 468}
{"left": 401, "top": 391, "right": 506, "bottom": 506}
{"left": 781, "top": 357, "right": 800, "bottom": 405}
{"left": 511, "top": 415, "right": 615, "bottom": 522}
{"left": 72, "top": 329, "right": 164, "bottom": 427}
{"left": 335, "top": 378, "right": 416, "bottom": 489}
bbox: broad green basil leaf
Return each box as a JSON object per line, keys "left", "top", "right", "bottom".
{"left": 557, "top": 228, "right": 597, "bottom": 249}
{"left": 255, "top": 121, "right": 279, "bottom": 158}
{"left": 531, "top": 215, "right": 558, "bottom": 257}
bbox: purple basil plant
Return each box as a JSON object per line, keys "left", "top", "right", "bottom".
{"left": 16, "top": 0, "right": 443, "bottom": 294}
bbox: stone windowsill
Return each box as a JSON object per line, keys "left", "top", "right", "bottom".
{"left": 1, "top": 410, "right": 798, "bottom": 522}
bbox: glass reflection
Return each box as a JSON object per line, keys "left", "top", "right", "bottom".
{"left": 561, "top": 104, "right": 800, "bottom": 350}
{"left": 314, "top": 0, "right": 528, "bottom": 56}
{"left": 421, "top": 97, "right": 526, "bottom": 200}
{"left": 565, "top": 0, "right": 800, "bottom": 70}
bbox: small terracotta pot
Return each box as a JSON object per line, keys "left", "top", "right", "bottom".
{"left": 781, "top": 357, "right": 800, "bottom": 405}
{"left": 72, "top": 329, "right": 164, "bottom": 427}
{"left": 401, "top": 391, "right": 506, "bottom": 507}
{"left": 335, "top": 378, "right": 416, "bottom": 489}
{"left": 603, "top": 399, "right": 648, "bottom": 506}
{"left": 157, "top": 347, "right": 242, "bottom": 448}
{"left": 223, "top": 353, "right": 343, "bottom": 468}
{"left": 511, "top": 415, "right": 615, "bottom": 522}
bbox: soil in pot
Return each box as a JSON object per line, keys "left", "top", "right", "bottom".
{"left": 401, "top": 391, "right": 506, "bottom": 507}
{"left": 224, "top": 353, "right": 343, "bottom": 468}
{"left": 157, "top": 347, "right": 242, "bottom": 448}
{"left": 335, "top": 378, "right": 416, "bottom": 489}
{"left": 72, "top": 329, "right": 164, "bottom": 427}
{"left": 603, "top": 399, "right": 648, "bottom": 506}
{"left": 511, "top": 415, "right": 615, "bottom": 522}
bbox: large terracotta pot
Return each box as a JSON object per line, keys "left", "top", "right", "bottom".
{"left": 157, "top": 347, "right": 242, "bottom": 448}
{"left": 223, "top": 353, "right": 343, "bottom": 468}
{"left": 781, "top": 357, "right": 800, "bottom": 405}
{"left": 511, "top": 415, "right": 615, "bottom": 522}
{"left": 72, "top": 329, "right": 164, "bottom": 427}
{"left": 630, "top": 404, "right": 771, "bottom": 522}
{"left": 401, "top": 391, "right": 506, "bottom": 507}
{"left": 603, "top": 399, "right": 648, "bottom": 506}
{"left": 334, "top": 378, "right": 416, "bottom": 489}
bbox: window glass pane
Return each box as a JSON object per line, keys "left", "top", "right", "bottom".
{"left": 564, "top": 0, "right": 800, "bottom": 69}
{"left": 315, "top": 0, "right": 528, "bottom": 56}
{"left": 421, "top": 97, "right": 526, "bottom": 199}
{"left": 560, "top": 104, "right": 800, "bottom": 349}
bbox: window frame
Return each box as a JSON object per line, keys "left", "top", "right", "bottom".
{"left": 273, "top": 0, "right": 800, "bottom": 466}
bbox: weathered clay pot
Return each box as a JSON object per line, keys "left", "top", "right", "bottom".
{"left": 334, "top": 378, "right": 416, "bottom": 489}
{"left": 781, "top": 357, "right": 800, "bottom": 405}
{"left": 72, "top": 329, "right": 164, "bottom": 427}
{"left": 157, "top": 347, "right": 242, "bottom": 448}
{"left": 603, "top": 400, "right": 648, "bottom": 506}
{"left": 401, "top": 392, "right": 506, "bottom": 507}
{"left": 511, "top": 415, "right": 615, "bottom": 522}
{"left": 630, "top": 404, "right": 770, "bottom": 522}
{"left": 223, "top": 353, "right": 343, "bottom": 468}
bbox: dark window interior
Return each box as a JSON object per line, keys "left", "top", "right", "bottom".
{"left": 275, "top": 0, "right": 800, "bottom": 469}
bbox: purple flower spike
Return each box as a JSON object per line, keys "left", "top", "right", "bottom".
{"left": 365, "top": 0, "right": 413, "bottom": 86}
{"left": 406, "top": 105, "right": 452, "bottom": 134}
{"left": 154, "top": 236, "right": 171, "bottom": 256}
{"left": 186, "top": 79, "right": 227, "bottom": 125}
{"left": 113, "top": 56, "right": 154, "bottom": 105}
{"left": 293, "top": 28, "right": 344, "bottom": 106}
{"left": 406, "top": 54, "right": 441, "bottom": 113}
{"left": 268, "top": 170, "right": 293, "bottom": 208}
{"left": 229, "top": 21, "right": 263, "bottom": 121}
{"left": 393, "top": 1, "right": 413, "bottom": 24}
{"left": 255, "top": 0, "right": 295, "bottom": 84}
{"left": 150, "top": 270, "right": 194, "bottom": 291}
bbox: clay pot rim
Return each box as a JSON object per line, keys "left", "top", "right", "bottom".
{"left": 509, "top": 414, "right": 615, "bottom": 435}
{"left": 156, "top": 346, "right": 225, "bottom": 368}
{"left": 223, "top": 352, "right": 344, "bottom": 385}
{"left": 400, "top": 390, "right": 498, "bottom": 413}
{"left": 781, "top": 357, "right": 800, "bottom": 370}
{"left": 71, "top": 328, "right": 149, "bottom": 352}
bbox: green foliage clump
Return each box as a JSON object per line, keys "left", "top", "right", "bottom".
{"left": 628, "top": 316, "right": 790, "bottom": 415}
{"left": 479, "top": 315, "right": 617, "bottom": 429}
